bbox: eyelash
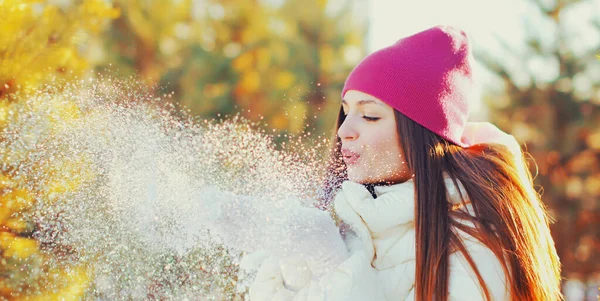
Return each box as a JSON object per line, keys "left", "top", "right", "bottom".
{"left": 342, "top": 110, "right": 380, "bottom": 122}
{"left": 363, "top": 116, "right": 380, "bottom": 122}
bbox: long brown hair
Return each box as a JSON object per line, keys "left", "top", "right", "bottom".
{"left": 323, "top": 108, "right": 563, "bottom": 300}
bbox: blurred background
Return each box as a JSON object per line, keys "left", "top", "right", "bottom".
{"left": 0, "top": 0, "right": 598, "bottom": 300}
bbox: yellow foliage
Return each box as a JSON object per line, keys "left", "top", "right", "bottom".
{"left": 0, "top": 173, "right": 16, "bottom": 189}
{"left": 116, "top": 0, "right": 192, "bottom": 46}
{"left": 240, "top": 6, "right": 269, "bottom": 44}
{"left": 586, "top": 130, "right": 600, "bottom": 150}
{"left": 0, "top": 207, "right": 12, "bottom": 225}
{"left": 232, "top": 52, "right": 254, "bottom": 72}
{"left": 14, "top": 265, "right": 90, "bottom": 301}
{"left": 256, "top": 48, "right": 271, "bottom": 71}
{"left": 317, "top": 0, "right": 329, "bottom": 10}
{"left": 0, "top": 189, "right": 34, "bottom": 223}
{"left": 270, "top": 41, "right": 289, "bottom": 63}
{"left": 286, "top": 101, "right": 308, "bottom": 134}
{"left": 203, "top": 83, "right": 229, "bottom": 99}
{"left": 45, "top": 176, "right": 83, "bottom": 197}
{"left": 0, "top": 95, "right": 12, "bottom": 129}
{"left": 0, "top": 0, "right": 119, "bottom": 101}
{"left": 42, "top": 154, "right": 94, "bottom": 198}
{"left": 0, "top": 279, "right": 16, "bottom": 297}
{"left": 584, "top": 175, "right": 600, "bottom": 197}
{"left": 319, "top": 45, "right": 335, "bottom": 72}
{"left": 239, "top": 70, "right": 261, "bottom": 94}
{"left": 2, "top": 237, "right": 38, "bottom": 260}
{"left": 2, "top": 217, "right": 30, "bottom": 234}
{"left": 0, "top": 232, "right": 17, "bottom": 249}
{"left": 0, "top": 1, "right": 117, "bottom": 298}
{"left": 270, "top": 113, "right": 288, "bottom": 131}
{"left": 275, "top": 71, "right": 295, "bottom": 90}
{"left": 41, "top": 97, "right": 82, "bottom": 132}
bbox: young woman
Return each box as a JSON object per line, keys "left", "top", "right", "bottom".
{"left": 242, "top": 25, "right": 563, "bottom": 301}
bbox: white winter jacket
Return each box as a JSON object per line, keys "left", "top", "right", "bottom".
{"left": 243, "top": 178, "right": 509, "bottom": 301}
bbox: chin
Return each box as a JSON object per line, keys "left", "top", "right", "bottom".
{"left": 348, "top": 169, "right": 408, "bottom": 185}
{"left": 346, "top": 170, "right": 366, "bottom": 183}
{"left": 347, "top": 170, "right": 380, "bottom": 184}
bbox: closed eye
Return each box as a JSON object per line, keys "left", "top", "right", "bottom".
{"left": 363, "top": 116, "right": 380, "bottom": 121}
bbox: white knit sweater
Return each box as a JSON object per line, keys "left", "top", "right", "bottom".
{"left": 243, "top": 178, "right": 509, "bottom": 301}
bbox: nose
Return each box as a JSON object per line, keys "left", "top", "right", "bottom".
{"left": 337, "top": 115, "right": 358, "bottom": 141}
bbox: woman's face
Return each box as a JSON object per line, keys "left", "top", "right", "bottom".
{"left": 338, "top": 90, "right": 411, "bottom": 184}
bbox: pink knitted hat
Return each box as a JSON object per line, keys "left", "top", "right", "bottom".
{"left": 342, "top": 25, "right": 475, "bottom": 147}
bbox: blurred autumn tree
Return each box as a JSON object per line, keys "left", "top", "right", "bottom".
{"left": 475, "top": 0, "right": 600, "bottom": 284}
{"left": 1, "top": 0, "right": 367, "bottom": 299}
{"left": 0, "top": 1, "right": 118, "bottom": 300}
{"left": 94, "top": 0, "right": 367, "bottom": 137}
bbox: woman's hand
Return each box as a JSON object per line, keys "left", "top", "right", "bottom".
{"left": 197, "top": 186, "right": 349, "bottom": 279}
{"left": 281, "top": 206, "right": 349, "bottom": 277}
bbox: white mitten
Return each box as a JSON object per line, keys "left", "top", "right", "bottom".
{"left": 241, "top": 186, "right": 394, "bottom": 301}
{"left": 281, "top": 206, "right": 349, "bottom": 277}
{"left": 243, "top": 206, "right": 350, "bottom": 295}
{"left": 247, "top": 256, "right": 297, "bottom": 301}
{"left": 241, "top": 251, "right": 311, "bottom": 292}
{"left": 197, "top": 186, "right": 349, "bottom": 279}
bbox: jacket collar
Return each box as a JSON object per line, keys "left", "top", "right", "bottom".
{"left": 333, "top": 176, "right": 468, "bottom": 261}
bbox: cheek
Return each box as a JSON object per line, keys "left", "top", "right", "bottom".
{"left": 361, "top": 130, "right": 406, "bottom": 175}
{"left": 364, "top": 131, "right": 402, "bottom": 160}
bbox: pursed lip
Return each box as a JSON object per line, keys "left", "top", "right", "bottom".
{"left": 341, "top": 148, "right": 360, "bottom": 165}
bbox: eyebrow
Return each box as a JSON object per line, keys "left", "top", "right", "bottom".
{"left": 341, "top": 99, "right": 384, "bottom": 106}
